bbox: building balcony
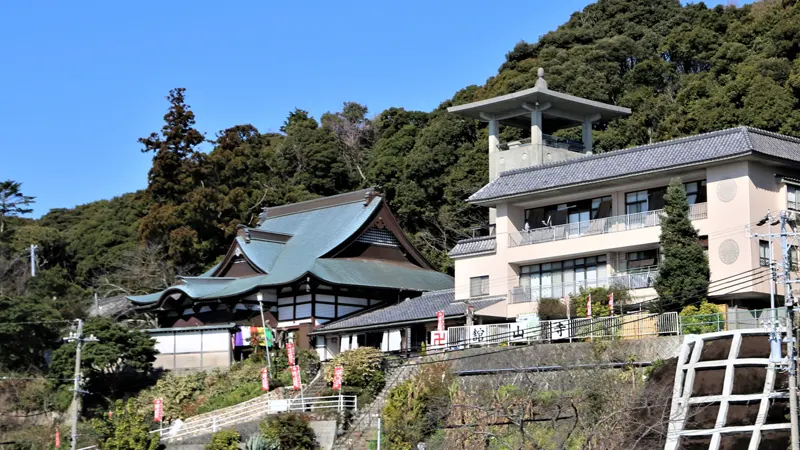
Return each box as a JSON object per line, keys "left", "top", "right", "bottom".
{"left": 509, "top": 265, "right": 659, "bottom": 303}
{"left": 509, "top": 202, "right": 708, "bottom": 248}
{"left": 499, "top": 134, "right": 586, "bottom": 154}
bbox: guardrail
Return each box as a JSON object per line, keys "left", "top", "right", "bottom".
{"left": 511, "top": 267, "right": 658, "bottom": 303}
{"left": 443, "top": 308, "right": 782, "bottom": 347}
{"left": 509, "top": 202, "right": 708, "bottom": 247}
{"left": 152, "top": 395, "right": 357, "bottom": 442}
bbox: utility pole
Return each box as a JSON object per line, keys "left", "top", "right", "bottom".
{"left": 752, "top": 212, "right": 782, "bottom": 362}
{"left": 256, "top": 292, "right": 272, "bottom": 377}
{"left": 63, "top": 319, "right": 98, "bottom": 450}
{"left": 780, "top": 210, "right": 800, "bottom": 450}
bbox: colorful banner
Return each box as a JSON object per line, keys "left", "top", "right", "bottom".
{"left": 249, "top": 326, "right": 273, "bottom": 347}
{"left": 153, "top": 398, "right": 163, "bottom": 423}
{"left": 436, "top": 310, "right": 445, "bottom": 331}
{"left": 291, "top": 365, "right": 302, "bottom": 391}
{"left": 261, "top": 367, "right": 269, "bottom": 392}
{"left": 286, "top": 342, "right": 295, "bottom": 366}
{"left": 55, "top": 430, "right": 60, "bottom": 448}
{"left": 332, "top": 366, "right": 344, "bottom": 391}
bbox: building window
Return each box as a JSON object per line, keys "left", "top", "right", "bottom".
{"left": 525, "top": 196, "right": 612, "bottom": 230}
{"left": 626, "top": 191, "right": 648, "bottom": 214}
{"left": 685, "top": 180, "right": 707, "bottom": 205}
{"left": 470, "top": 276, "right": 489, "bottom": 297}
{"left": 789, "top": 185, "right": 799, "bottom": 211}
{"left": 759, "top": 241, "right": 770, "bottom": 267}
{"left": 520, "top": 255, "right": 607, "bottom": 299}
{"left": 626, "top": 250, "right": 659, "bottom": 271}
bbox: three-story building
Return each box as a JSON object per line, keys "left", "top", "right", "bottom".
{"left": 448, "top": 70, "right": 800, "bottom": 317}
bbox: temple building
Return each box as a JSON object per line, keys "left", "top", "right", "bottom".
{"left": 128, "top": 189, "right": 453, "bottom": 370}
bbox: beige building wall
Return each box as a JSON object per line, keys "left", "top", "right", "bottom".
{"left": 454, "top": 159, "right": 795, "bottom": 316}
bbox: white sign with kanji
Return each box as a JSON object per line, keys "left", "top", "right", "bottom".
{"left": 549, "top": 320, "right": 572, "bottom": 340}
{"left": 436, "top": 310, "right": 445, "bottom": 331}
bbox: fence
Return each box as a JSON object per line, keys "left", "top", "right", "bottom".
{"left": 153, "top": 395, "right": 357, "bottom": 442}
{"left": 511, "top": 266, "right": 658, "bottom": 303}
{"left": 443, "top": 308, "right": 782, "bottom": 348}
{"left": 509, "top": 202, "right": 708, "bottom": 247}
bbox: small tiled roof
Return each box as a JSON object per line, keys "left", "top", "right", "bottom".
{"left": 448, "top": 236, "right": 497, "bottom": 258}
{"left": 469, "top": 126, "right": 800, "bottom": 204}
{"left": 313, "top": 289, "right": 506, "bottom": 333}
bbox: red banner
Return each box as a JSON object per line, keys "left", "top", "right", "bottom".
{"left": 586, "top": 294, "right": 592, "bottom": 318}
{"left": 286, "top": 342, "right": 295, "bottom": 366}
{"left": 153, "top": 398, "right": 163, "bottom": 423}
{"left": 55, "top": 430, "right": 61, "bottom": 448}
{"left": 291, "top": 365, "right": 302, "bottom": 391}
{"left": 332, "top": 366, "right": 344, "bottom": 391}
{"left": 436, "top": 310, "right": 445, "bottom": 331}
{"left": 261, "top": 367, "right": 269, "bottom": 392}
{"left": 608, "top": 293, "right": 614, "bottom": 317}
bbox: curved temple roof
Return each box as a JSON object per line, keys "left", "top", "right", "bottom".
{"left": 129, "top": 191, "right": 454, "bottom": 307}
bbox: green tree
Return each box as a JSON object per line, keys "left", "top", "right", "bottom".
{"left": 0, "top": 180, "right": 35, "bottom": 238}
{"left": 259, "top": 413, "right": 317, "bottom": 450}
{"left": 382, "top": 363, "right": 453, "bottom": 450}
{"left": 653, "top": 179, "right": 710, "bottom": 312}
{"left": 0, "top": 294, "right": 62, "bottom": 372}
{"left": 50, "top": 317, "right": 157, "bottom": 412}
{"left": 91, "top": 399, "right": 163, "bottom": 450}
{"left": 139, "top": 88, "right": 205, "bottom": 204}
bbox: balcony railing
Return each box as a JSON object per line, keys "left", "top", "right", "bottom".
{"left": 510, "top": 266, "right": 659, "bottom": 303}
{"left": 499, "top": 134, "right": 586, "bottom": 153}
{"left": 509, "top": 202, "right": 708, "bottom": 248}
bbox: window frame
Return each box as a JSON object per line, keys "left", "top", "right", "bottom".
{"left": 759, "top": 240, "right": 770, "bottom": 268}
{"left": 470, "top": 275, "right": 489, "bottom": 297}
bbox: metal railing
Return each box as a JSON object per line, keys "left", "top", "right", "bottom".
{"left": 442, "top": 308, "right": 783, "bottom": 348}
{"left": 509, "top": 202, "right": 708, "bottom": 247}
{"left": 152, "top": 395, "right": 357, "bottom": 442}
{"left": 499, "top": 134, "right": 586, "bottom": 153}
{"left": 511, "top": 266, "right": 658, "bottom": 303}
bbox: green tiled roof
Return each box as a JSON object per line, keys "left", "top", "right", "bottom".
{"left": 129, "top": 195, "right": 454, "bottom": 306}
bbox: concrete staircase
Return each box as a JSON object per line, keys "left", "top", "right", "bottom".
{"left": 334, "top": 360, "right": 419, "bottom": 450}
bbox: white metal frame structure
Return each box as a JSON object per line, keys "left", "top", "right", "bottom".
{"left": 665, "top": 330, "right": 791, "bottom": 450}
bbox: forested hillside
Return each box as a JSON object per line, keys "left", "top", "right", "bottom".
{"left": 4, "top": 0, "right": 800, "bottom": 309}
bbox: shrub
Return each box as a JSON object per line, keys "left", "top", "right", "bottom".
{"left": 243, "top": 433, "right": 280, "bottom": 450}
{"left": 91, "top": 399, "right": 163, "bottom": 450}
{"left": 680, "top": 301, "right": 723, "bottom": 334}
{"left": 538, "top": 297, "right": 571, "bottom": 319}
{"left": 573, "top": 285, "right": 630, "bottom": 319}
{"left": 205, "top": 429, "right": 240, "bottom": 450}
{"left": 270, "top": 347, "right": 320, "bottom": 383}
{"left": 382, "top": 363, "right": 453, "bottom": 449}
{"left": 324, "top": 347, "right": 385, "bottom": 391}
{"left": 259, "top": 413, "right": 317, "bottom": 450}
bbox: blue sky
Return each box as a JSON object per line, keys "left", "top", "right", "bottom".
{"left": 1, "top": 0, "right": 745, "bottom": 217}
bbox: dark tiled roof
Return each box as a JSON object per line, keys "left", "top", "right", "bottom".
{"left": 469, "top": 127, "right": 800, "bottom": 203}
{"left": 448, "top": 236, "right": 497, "bottom": 258}
{"left": 313, "top": 289, "right": 505, "bottom": 333}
